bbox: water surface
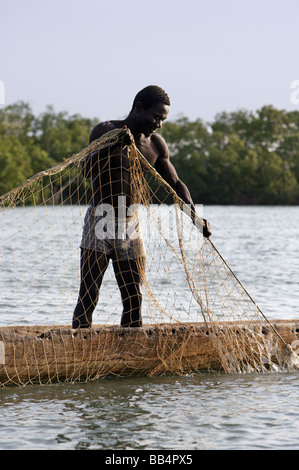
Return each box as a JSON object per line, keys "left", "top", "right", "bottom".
{"left": 0, "top": 205, "right": 299, "bottom": 450}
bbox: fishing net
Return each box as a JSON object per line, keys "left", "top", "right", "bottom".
{"left": 0, "top": 128, "right": 298, "bottom": 386}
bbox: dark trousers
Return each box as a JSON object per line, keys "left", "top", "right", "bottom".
{"left": 72, "top": 248, "right": 143, "bottom": 328}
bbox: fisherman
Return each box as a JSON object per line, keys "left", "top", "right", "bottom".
{"left": 72, "top": 85, "right": 211, "bottom": 329}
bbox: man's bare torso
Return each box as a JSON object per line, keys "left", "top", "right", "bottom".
{"left": 90, "top": 119, "right": 166, "bottom": 164}
{"left": 86, "top": 120, "right": 168, "bottom": 211}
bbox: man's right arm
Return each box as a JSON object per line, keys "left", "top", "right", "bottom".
{"left": 83, "top": 122, "right": 115, "bottom": 179}
{"left": 89, "top": 122, "right": 112, "bottom": 144}
{"left": 84, "top": 123, "right": 134, "bottom": 179}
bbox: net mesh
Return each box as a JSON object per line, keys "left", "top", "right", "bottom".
{"left": 0, "top": 128, "right": 298, "bottom": 386}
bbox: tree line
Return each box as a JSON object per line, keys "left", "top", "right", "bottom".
{"left": 0, "top": 101, "right": 298, "bottom": 204}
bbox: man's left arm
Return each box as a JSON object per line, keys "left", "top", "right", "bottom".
{"left": 154, "top": 137, "right": 211, "bottom": 238}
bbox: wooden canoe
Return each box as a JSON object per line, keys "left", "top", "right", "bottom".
{"left": 0, "top": 320, "right": 299, "bottom": 386}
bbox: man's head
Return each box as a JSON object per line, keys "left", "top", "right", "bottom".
{"left": 132, "top": 85, "right": 170, "bottom": 110}
{"left": 130, "top": 85, "right": 170, "bottom": 137}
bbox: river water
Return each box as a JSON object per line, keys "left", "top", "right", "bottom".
{"left": 0, "top": 205, "right": 299, "bottom": 450}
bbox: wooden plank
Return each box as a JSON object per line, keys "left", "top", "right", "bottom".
{"left": 0, "top": 320, "right": 298, "bottom": 385}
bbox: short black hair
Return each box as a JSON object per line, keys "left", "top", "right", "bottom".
{"left": 132, "top": 85, "right": 170, "bottom": 110}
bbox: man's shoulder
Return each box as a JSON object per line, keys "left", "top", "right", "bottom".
{"left": 89, "top": 120, "right": 122, "bottom": 143}
{"left": 150, "top": 133, "right": 169, "bottom": 158}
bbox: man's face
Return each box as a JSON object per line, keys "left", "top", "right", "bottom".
{"left": 137, "top": 102, "right": 170, "bottom": 137}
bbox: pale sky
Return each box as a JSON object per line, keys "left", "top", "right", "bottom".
{"left": 1, "top": 0, "right": 299, "bottom": 123}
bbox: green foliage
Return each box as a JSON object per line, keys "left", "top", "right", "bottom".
{"left": 0, "top": 135, "right": 33, "bottom": 195}
{"left": 33, "top": 105, "right": 96, "bottom": 163}
{"left": 160, "top": 106, "right": 299, "bottom": 204}
{"left": 0, "top": 101, "right": 298, "bottom": 204}
{"left": 0, "top": 101, "right": 98, "bottom": 197}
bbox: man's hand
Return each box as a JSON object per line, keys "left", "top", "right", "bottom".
{"left": 190, "top": 208, "right": 211, "bottom": 238}
{"left": 118, "top": 125, "right": 134, "bottom": 146}
{"left": 202, "top": 219, "right": 211, "bottom": 238}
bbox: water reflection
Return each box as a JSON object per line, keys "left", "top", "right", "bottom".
{"left": 1, "top": 372, "right": 299, "bottom": 450}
